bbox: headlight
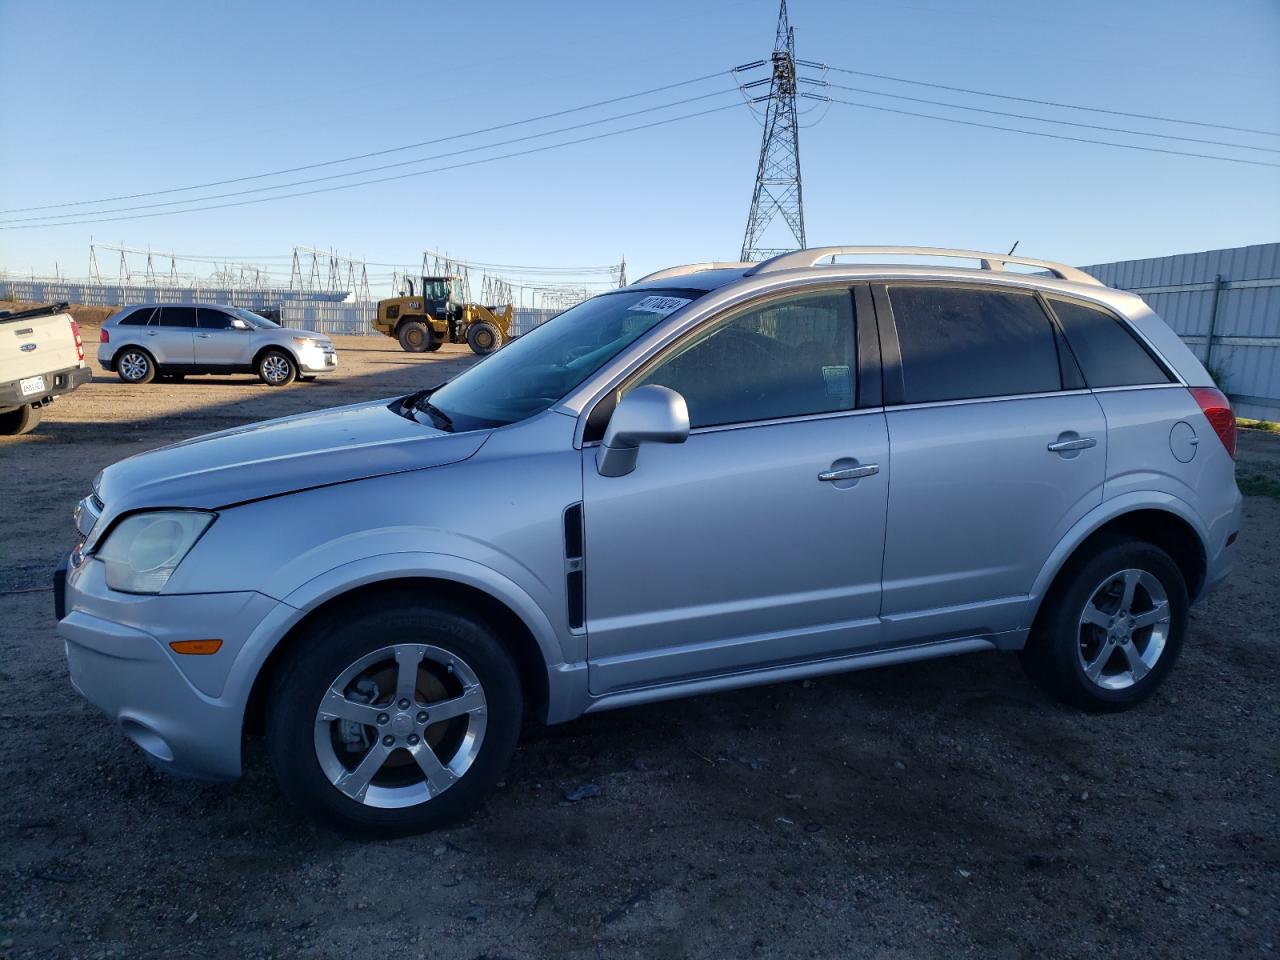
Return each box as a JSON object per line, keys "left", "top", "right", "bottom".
{"left": 96, "top": 511, "right": 215, "bottom": 594}
{"left": 292, "top": 337, "right": 318, "bottom": 348}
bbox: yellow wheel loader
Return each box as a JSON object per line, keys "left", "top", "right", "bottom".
{"left": 373, "top": 276, "right": 513, "bottom": 355}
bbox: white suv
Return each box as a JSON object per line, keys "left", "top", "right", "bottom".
{"left": 98, "top": 303, "right": 337, "bottom": 386}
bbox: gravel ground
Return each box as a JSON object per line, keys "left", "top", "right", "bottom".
{"left": 1, "top": 321, "right": 1277, "bottom": 959}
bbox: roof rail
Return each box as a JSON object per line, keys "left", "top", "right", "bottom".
{"left": 633, "top": 262, "right": 752, "bottom": 285}
{"left": 745, "top": 246, "right": 1102, "bottom": 286}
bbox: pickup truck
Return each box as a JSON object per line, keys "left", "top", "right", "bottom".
{"left": 1, "top": 302, "right": 92, "bottom": 435}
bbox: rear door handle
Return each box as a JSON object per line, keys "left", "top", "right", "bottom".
{"left": 1047, "top": 437, "right": 1097, "bottom": 452}
{"left": 197, "top": 333, "right": 211, "bottom": 339}
{"left": 818, "top": 464, "right": 879, "bottom": 482}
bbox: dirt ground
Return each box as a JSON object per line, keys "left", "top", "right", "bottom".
{"left": 1, "top": 319, "right": 1277, "bottom": 960}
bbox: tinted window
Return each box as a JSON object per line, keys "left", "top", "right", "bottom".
{"left": 117, "top": 307, "right": 155, "bottom": 326}
{"left": 198, "top": 308, "right": 235, "bottom": 330}
{"left": 633, "top": 290, "right": 856, "bottom": 428}
{"left": 1049, "top": 298, "right": 1171, "bottom": 388}
{"left": 888, "top": 286, "right": 1061, "bottom": 403}
{"left": 158, "top": 306, "right": 198, "bottom": 328}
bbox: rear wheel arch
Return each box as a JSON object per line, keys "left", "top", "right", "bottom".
{"left": 244, "top": 577, "right": 550, "bottom": 741}
{"left": 1032, "top": 508, "right": 1207, "bottom": 630}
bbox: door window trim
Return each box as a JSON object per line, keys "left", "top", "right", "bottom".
{"left": 579, "top": 283, "right": 877, "bottom": 444}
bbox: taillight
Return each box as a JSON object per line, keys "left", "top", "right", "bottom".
{"left": 69, "top": 318, "right": 85, "bottom": 361}
{"left": 1189, "top": 386, "right": 1236, "bottom": 458}
{"left": 100, "top": 328, "right": 109, "bottom": 343}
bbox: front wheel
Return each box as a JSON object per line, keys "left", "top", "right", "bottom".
{"left": 466, "top": 321, "right": 502, "bottom": 355}
{"left": 266, "top": 601, "right": 522, "bottom": 837}
{"left": 1021, "top": 538, "right": 1188, "bottom": 712}
{"left": 257, "top": 350, "right": 297, "bottom": 386}
{"left": 0, "top": 403, "right": 42, "bottom": 435}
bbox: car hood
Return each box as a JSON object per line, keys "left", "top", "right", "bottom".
{"left": 93, "top": 398, "right": 489, "bottom": 517}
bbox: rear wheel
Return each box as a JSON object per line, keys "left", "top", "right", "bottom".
{"left": 257, "top": 350, "right": 297, "bottom": 386}
{"left": 0, "top": 403, "right": 42, "bottom": 435}
{"left": 398, "top": 320, "right": 431, "bottom": 353}
{"left": 466, "top": 321, "right": 502, "bottom": 355}
{"left": 1021, "top": 538, "right": 1187, "bottom": 711}
{"left": 266, "top": 601, "right": 522, "bottom": 837}
{"left": 116, "top": 348, "right": 156, "bottom": 384}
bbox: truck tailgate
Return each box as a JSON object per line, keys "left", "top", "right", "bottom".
{"left": 1, "top": 313, "right": 81, "bottom": 383}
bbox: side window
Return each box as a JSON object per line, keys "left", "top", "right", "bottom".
{"left": 632, "top": 290, "right": 856, "bottom": 429}
{"left": 197, "top": 308, "right": 235, "bottom": 330}
{"left": 158, "top": 306, "right": 198, "bottom": 328}
{"left": 117, "top": 307, "right": 155, "bottom": 326}
{"left": 888, "top": 286, "right": 1061, "bottom": 404}
{"left": 1049, "top": 298, "right": 1172, "bottom": 388}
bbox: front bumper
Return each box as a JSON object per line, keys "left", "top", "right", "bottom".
{"left": 0, "top": 364, "right": 91, "bottom": 408}
{"left": 297, "top": 343, "right": 338, "bottom": 374}
{"left": 56, "top": 554, "right": 282, "bottom": 780}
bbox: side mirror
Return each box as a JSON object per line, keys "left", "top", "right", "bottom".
{"left": 230, "top": 318, "right": 251, "bottom": 330}
{"left": 596, "top": 385, "right": 690, "bottom": 477}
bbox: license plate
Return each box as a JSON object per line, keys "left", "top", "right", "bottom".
{"left": 20, "top": 375, "right": 47, "bottom": 396}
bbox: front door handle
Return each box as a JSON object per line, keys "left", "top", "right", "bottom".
{"left": 818, "top": 464, "right": 879, "bottom": 482}
{"left": 1047, "top": 437, "right": 1097, "bottom": 453}
{"left": 197, "top": 333, "right": 211, "bottom": 339}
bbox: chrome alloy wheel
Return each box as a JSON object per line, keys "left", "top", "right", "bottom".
{"left": 261, "top": 354, "right": 291, "bottom": 384}
{"left": 313, "top": 644, "right": 488, "bottom": 808}
{"left": 119, "top": 351, "right": 149, "bottom": 381}
{"left": 1077, "top": 568, "right": 1171, "bottom": 691}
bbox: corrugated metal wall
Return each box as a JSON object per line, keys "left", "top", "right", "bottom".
{"left": 1081, "top": 243, "right": 1280, "bottom": 421}
{"left": 279, "top": 304, "right": 562, "bottom": 338}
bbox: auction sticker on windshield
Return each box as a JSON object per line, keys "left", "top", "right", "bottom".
{"left": 627, "top": 295, "right": 692, "bottom": 316}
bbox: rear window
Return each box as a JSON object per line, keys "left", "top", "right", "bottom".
{"left": 158, "top": 307, "right": 198, "bottom": 328}
{"left": 888, "top": 286, "right": 1062, "bottom": 404}
{"left": 1048, "top": 298, "right": 1172, "bottom": 388}
{"left": 118, "top": 307, "right": 155, "bottom": 326}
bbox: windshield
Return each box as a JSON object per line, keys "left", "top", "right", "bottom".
{"left": 424, "top": 288, "right": 703, "bottom": 430}
{"left": 422, "top": 278, "right": 452, "bottom": 300}
{"left": 232, "top": 307, "right": 279, "bottom": 328}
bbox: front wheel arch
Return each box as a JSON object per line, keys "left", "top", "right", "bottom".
{"left": 244, "top": 577, "right": 549, "bottom": 742}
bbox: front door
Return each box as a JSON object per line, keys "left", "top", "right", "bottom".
{"left": 582, "top": 288, "right": 888, "bottom": 695}
{"left": 195, "top": 308, "right": 251, "bottom": 366}
{"left": 875, "top": 282, "right": 1108, "bottom": 643}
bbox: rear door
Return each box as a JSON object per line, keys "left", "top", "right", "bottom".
{"left": 195, "top": 308, "right": 251, "bottom": 366}
{"left": 875, "top": 282, "right": 1107, "bottom": 644}
{"left": 152, "top": 307, "right": 197, "bottom": 364}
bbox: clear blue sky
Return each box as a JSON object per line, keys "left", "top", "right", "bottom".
{"left": 1, "top": 0, "right": 1277, "bottom": 291}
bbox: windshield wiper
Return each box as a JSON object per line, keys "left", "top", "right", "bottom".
{"left": 417, "top": 399, "right": 454, "bottom": 432}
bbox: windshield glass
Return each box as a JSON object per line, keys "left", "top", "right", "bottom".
{"left": 422, "top": 279, "right": 451, "bottom": 300}
{"left": 425, "top": 288, "right": 703, "bottom": 431}
{"left": 232, "top": 307, "right": 278, "bottom": 328}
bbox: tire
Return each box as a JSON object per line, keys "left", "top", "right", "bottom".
{"left": 257, "top": 349, "right": 297, "bottom": 387}
{"left": 467, "top": 321, "right": 502, "bottom": 355}
{"left": 116, "top": 348, "right": 156, "bottom": 384}
{"left": 424, "top": 338, "right": 442, "bottom": 353}
{"left": 266, "top": 600, "right": 522, "bottom": 837}
{"left": 398, "top": 320, "right": 431, "bottom": 353}
{"left": 1020, "top": 537, "right": 1188, "bottom": 712}
{"left": 0, "top": 403, "right": 42, "bottom": 436}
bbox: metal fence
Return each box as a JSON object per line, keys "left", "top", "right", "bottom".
{"left": 0, "top": 277, "right": 349, "bottom": 311}
{"left": 1082, "top": 243, "right": 1280, "bottom": 421}
{"left": 279, "top": 303, "right": 562, "bottom": 338}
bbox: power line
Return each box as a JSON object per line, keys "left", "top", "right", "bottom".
{"left": 817, "top": 81, "right": 1280, "bottom": 154}
{"left": 808, "top": 93, "right": 1280, "bottom": 169}
{"left": 821, "top": 65, "right": 1280, "bottom": 138}
{"left": 0, "top": 89, "right": 742, "bottom": 225}
{"left": 0, "top": 68, "right": 744, "bottom": 215}
{"left": 1, "top": 102, "right": 746, "bottom": 231}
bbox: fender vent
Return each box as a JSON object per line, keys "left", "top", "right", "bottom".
{"left": 564, "top": 503, "right": 585, "bottom": 630}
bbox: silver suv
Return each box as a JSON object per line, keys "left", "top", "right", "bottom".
{"left": 57, "top": 247, "right": 1242, "bottom": 836}
{"left": 99, "top": 303, "right": 337, "bottom": 386}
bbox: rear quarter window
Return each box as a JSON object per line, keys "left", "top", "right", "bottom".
{"left": 887, "top": 286, "right": 1062, "bottom": 404}
{"left": 117, "top": 307, "right": 156, "bottom": 326}
{"left": 1048, "top": 298, "right": 1173, "bottom": 388}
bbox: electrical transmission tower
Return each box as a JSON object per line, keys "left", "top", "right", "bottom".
{"left": 740, "top": 0, "right": 806, "bottom": 262}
